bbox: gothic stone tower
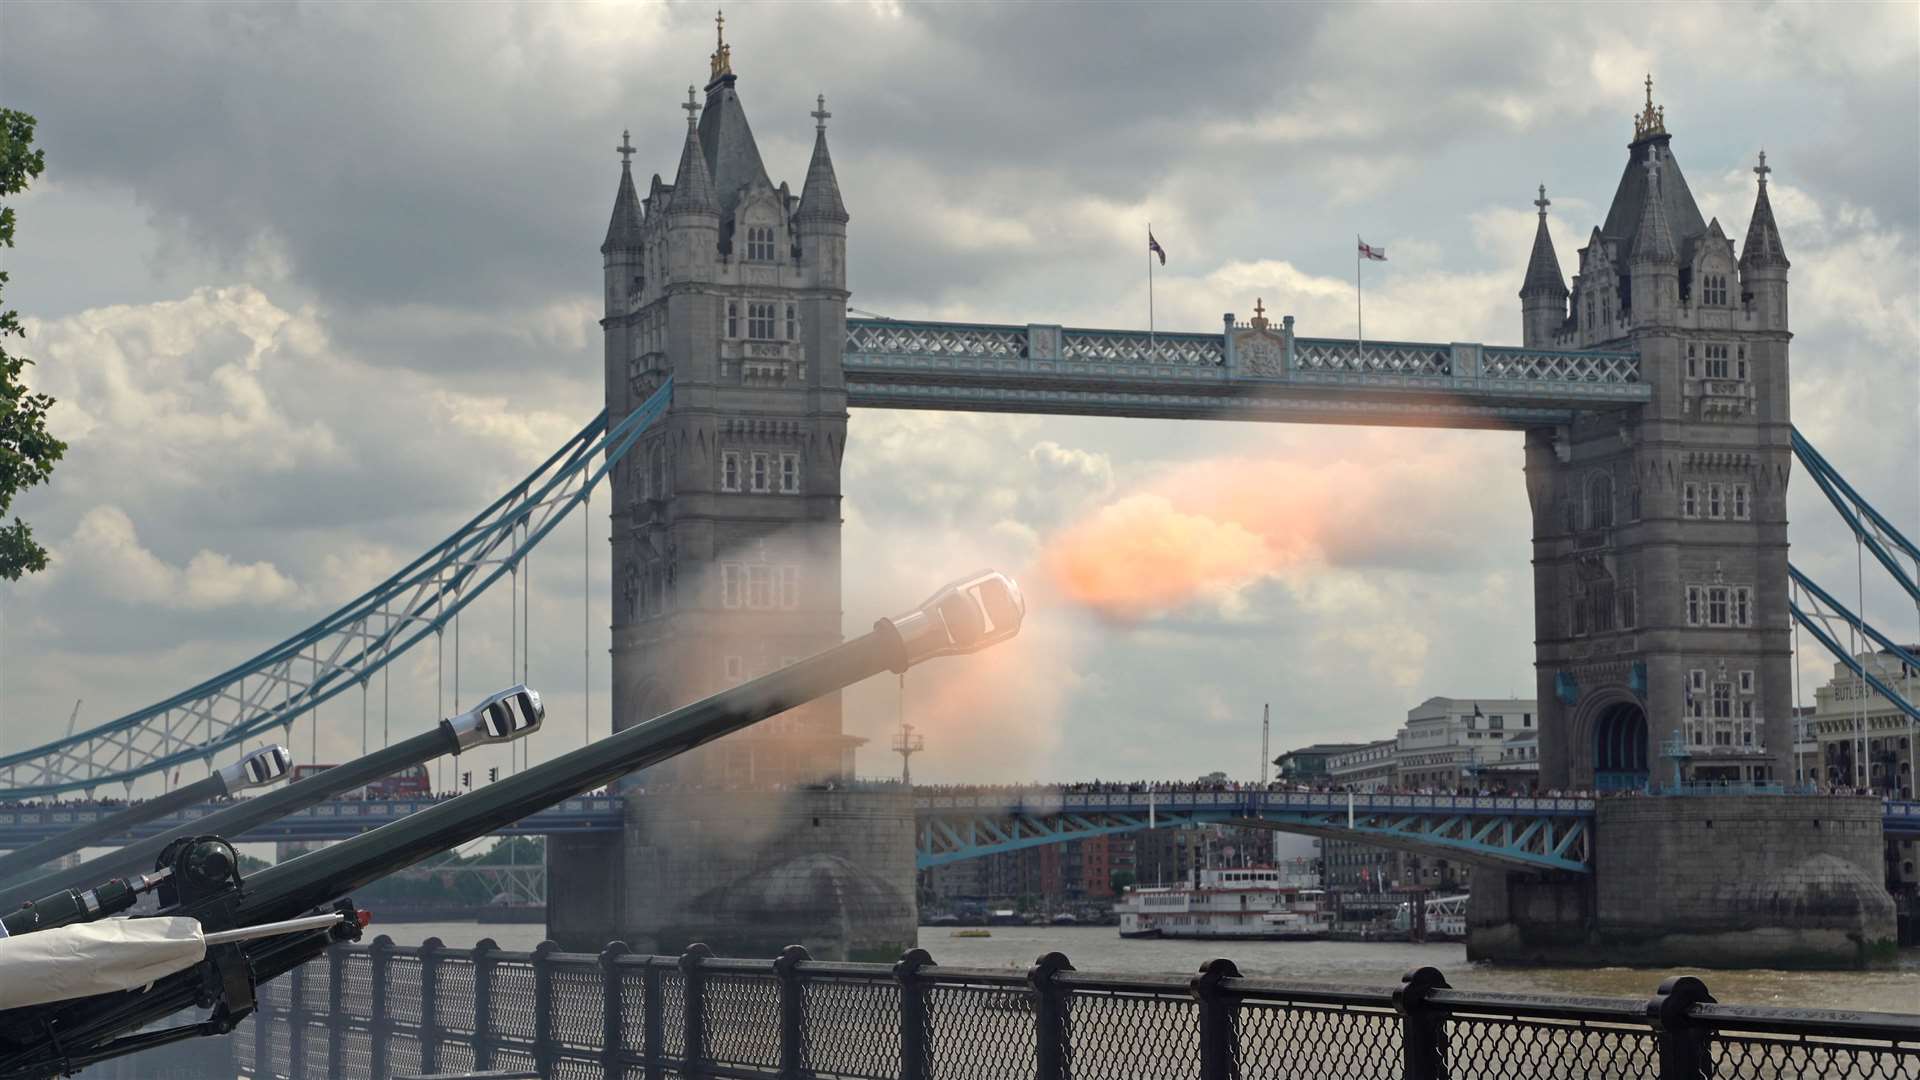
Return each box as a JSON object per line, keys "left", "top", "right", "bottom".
{"left": 551, "top": 23, "right": 917, "bottom": 961}
{"left": 1523, "top": 80, "right": 1793, "bottom": 792}
{"left": 602, "top": 30, "right": 859, "bottom": 785}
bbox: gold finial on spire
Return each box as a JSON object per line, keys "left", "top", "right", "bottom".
{"left": 1634, "top": 73, "right": 1667, "bottom": 141}
{"left": 1251, "top": 297, "right": 1269, "bottom": 330}
{"left": 710, "top": 8, "right": 732, "bottom": 81}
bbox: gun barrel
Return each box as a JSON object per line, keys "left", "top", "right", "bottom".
{"left": 0, "top": 747, "right": 290, "bottom": 889}
{"left": 0, "top": 709, "right": 519, "bottom": 913}
{"left": 234, "top": 569, "right": 1023, "bottom": 928}
{"left": 238, "top": 630, "right": 899, "bottom": 925}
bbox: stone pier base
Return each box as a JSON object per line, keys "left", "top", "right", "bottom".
{"left": 548, "top": 787, "right": 917, "bottom": 961}
{"left": 1469, "top": 796, "right": 1897, "bottom": 969}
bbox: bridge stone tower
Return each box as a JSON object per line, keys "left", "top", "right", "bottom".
{"left": 1478, "top": 83, "right": 1891, "bottom": 967}
{"left": 1522, "top": 81, "right": 1794, "bottom": 792}
{"left": 551, "top": 23, "right": 917, "bottom": 961}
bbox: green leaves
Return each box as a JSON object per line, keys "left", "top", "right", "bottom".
{"left": 0, "top": 107, "right": 65, "bottom": 581}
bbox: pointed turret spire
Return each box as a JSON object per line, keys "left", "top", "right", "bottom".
{"left": 1521, "top": 184, "right": 1567, "bottom": 299}
{"left": 1633, "top": 73, "right": 1667, "bottom": 142}
{"left": 1740, "top": 150, "right": 1790, "bottom": 270}
{"left": 602, "top": 130, "right": 643, "bottom": 253}
{"left": 670, "top": 85, "right": 717, "bottom": 216}
{"left": 1631, "top": 146, "right": 1677, "bottom": 266}
{"left": 796, "top": 94, "right": 849, "bottom": 225}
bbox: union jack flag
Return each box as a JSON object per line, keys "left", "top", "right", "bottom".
{"left": 1148, "top": 231, "right": 1166, "bottom": 265}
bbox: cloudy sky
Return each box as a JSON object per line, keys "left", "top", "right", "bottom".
{"left": 1, "top": 1, "right": 1915, "bottom": 793}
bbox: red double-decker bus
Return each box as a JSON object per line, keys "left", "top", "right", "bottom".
{"left": 288, "top": 763, "right": 432, "bottom": 800}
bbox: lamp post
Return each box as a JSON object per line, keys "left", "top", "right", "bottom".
{"left": 892, "top": 722, "right": 925, "bottom": 786}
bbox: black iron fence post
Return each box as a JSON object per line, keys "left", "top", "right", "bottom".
{"left": 681, "top": 943, "right": 714, "bottom": 1078}
{"left": 367, "top": 935, "right": 392, "bottom": 1080}
{"left": 894, "top": 948, "right": 934, "bottom": 1080}
{"left": 287, "top": 960, "right": 307, "bottom": 1080}
{"left": 472, "top": 937, "right": 499, "bottom": 1071}
{"left": 601, "top": 941, "right": 629, "bottom": 1077}
{"left": 1029, "top": 951, "right": 1075, "bottom": 1080}
{"left": 774, "top": 944, "right": 812, "bottom": 1078}
{"left": 643, "top": 957, "right": 665, "bottom": 1080}
{"left": 1192, "top": 958, "right": 1243, "bottom": 1080}
{"left": 325, "top": 942, "right": 346, "bottom": 1074}
{"left": 1393, "top": 966, "right": 1451, "bottom": 1080}
{"left": 251, "top": 983, "right": 271, "bottom": 1079}
{"left": 531, "top": 940, "right": 557, "bottom": 1076}
{"left": 418, "top": 936, "right": 443, "bottom": 1076}
{"left": 1647, "top": 975, "right": 1715, "bottom": 1080}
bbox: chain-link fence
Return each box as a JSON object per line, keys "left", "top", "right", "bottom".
{"left": 209, "top": 937, "right": 1919, "bottom": 1080}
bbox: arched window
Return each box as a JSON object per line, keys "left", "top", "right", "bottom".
{"left": 1587, "top": 472, "right": 1614, "bottom": 529}
{"left": 746, "top": 225, "right": 776, "bottom": 261}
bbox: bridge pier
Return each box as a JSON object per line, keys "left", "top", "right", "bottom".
{"left": 1469, "top": 796, "right": 1896, "bottom": 969}
{"left": 549, "top": 787, "right": 917, "bottom": 961}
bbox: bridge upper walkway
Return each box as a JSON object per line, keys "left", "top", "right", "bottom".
{"left": 844, "top": 318, "right": 1650, "bottom": 429}
{"left": 9, "top": 790, "right": 1915, "bottom": 873}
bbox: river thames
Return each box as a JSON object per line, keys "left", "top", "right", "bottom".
{"left": 373, "top": 921, "right": 1920, "bottom": 1012}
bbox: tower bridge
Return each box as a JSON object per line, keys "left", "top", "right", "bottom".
{"left": 3, "top": 26, "right": 1916, "bottom": 967}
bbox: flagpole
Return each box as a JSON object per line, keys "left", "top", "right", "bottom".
{"left": 1147, "top": 222, "right": 1156, "bottom": 351}
{"left": 1356, "top": 234, "right": 1364, "bottom": 356}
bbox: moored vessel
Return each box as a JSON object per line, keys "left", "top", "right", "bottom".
{"left": 1115, "top": 867, "right": 1332, "bottom": 940}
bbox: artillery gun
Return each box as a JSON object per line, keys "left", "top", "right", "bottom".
{"left": 0, "top": 683, "right": 541, "bottom": 918}
{"left": 0, "top": 571, "right": 1024, "bottom": 1079}
{"left": 0, "top": 744, "right": 294, "bottom": 890}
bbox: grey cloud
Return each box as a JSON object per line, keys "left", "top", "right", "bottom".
{"left": 1, "top": 2, "right": 1915, "bottom": 783}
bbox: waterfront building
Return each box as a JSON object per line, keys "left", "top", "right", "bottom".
{"left": 1479, "top": 734, "right": 1541, "bottom": 793}
{"left": 1272, "top": 743, "right": 1367, "bottom": 786}
{"left": 1809, "top": 647, "right": 1917, "bottom": 798}
{"left": 1326, "top": 739, "right": 1398, "bottom": 791}
{"left": 1395, "top": 697, "right": 1537, "bottom": 791}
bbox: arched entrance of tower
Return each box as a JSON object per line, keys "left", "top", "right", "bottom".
{"left": 1590, "top": 701, "right": 1650, "bottom": 792}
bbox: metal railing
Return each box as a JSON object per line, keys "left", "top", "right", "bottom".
{"left": 221, "top": 938, "right": 1920, "bottom": 1080}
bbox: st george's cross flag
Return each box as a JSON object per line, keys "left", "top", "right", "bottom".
{"left": 1358, "top": 238, "right": 1387, "bottom": 261}
{"left": 1148, "top": 230, "right": 1167, "bottom": 265}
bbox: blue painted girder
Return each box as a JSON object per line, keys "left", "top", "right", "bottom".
{"left": 911, "top": 791, "right": 1600, "bottom": 873}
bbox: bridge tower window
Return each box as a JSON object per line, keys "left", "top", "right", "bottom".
{"left": 721, "top": 451, "right": 741, "bottom": 492}
{"left": 726, "top": 300, "right": 739, "bottom": 338}
{"left": 786, "top": 303, "right": 797, "bottom": 341}
{"left": 1732, "top": 484, "right": 1750, "bottom": 520}
{"left": 751, "top": 452, "right": 770, "bottom": 492}
{"left": 1685, "top": 585, "right": 1703, "bottom": 626}
{"left": 1587, "top": 472, "right": 1614, "bottom": 529}
{"left": 1683, "top": 482, "right": 1700, "bottom": 518}
{"left": 748, "top": 302, "right": 777, "bottom": 340}
{"left": 1707, "top": 586, "right": 1730, "bottom": 626}
{"left": 780, "top": 452, "right": 800, "bottom": 494}
{"left": 746, "top": 225, "right": 776, "bottom": 262}
{"left": 1707, "top": 483, "right": 1724, "bottom": 519}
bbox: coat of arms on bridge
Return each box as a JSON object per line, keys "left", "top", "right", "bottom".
{"left": 1232, "top": 297, "right": 1291, "bottom": 377}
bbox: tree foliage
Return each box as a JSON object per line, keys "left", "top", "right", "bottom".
{"left": 0, "top": 108, "right": 65, "bottom": 581}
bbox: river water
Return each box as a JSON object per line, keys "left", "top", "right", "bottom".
{"left": 373, "top": 921, "right": 1920, "bottom": 1012}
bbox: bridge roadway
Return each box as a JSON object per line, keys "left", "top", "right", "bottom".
{"left": 7, "top": 791, "right": 1917, "bottom": 873}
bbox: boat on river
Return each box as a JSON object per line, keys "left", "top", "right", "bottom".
{"left": 1115, "top": 867, "right": 1333, "bottom": 940}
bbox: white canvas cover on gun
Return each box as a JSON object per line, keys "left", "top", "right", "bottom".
{"left": 0, "top": 917, "right": 203, "bottom": 1010}
{"left": 0, "top": 912, "right": 345, "bottom": 1010}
